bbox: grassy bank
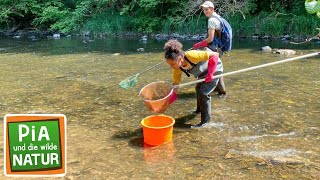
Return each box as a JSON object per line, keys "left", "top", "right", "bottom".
{"left": 83, "top": 11, "right": 320, "bottom": 38}
{"left": 229, "top": 13, "right": 320, "bottom": 37}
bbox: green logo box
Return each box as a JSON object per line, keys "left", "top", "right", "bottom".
{"left": 4, "top": 114, "right": 67, "bottom": 177}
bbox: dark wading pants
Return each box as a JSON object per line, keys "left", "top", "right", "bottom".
{"left": 214, "top": 77, "right": 226, "bottom": 94}
{"left": 195, "top": 77, "right": 220, "bottom": 124}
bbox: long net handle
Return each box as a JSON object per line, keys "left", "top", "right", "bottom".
{"left": 138, "top": 48, "right": 193, "bottom": 76}
{"left": 138, "top": 60, "right": 166, "bottom": 75}
{"left": 174, "top": 52, "right": 320, "bottom": 89}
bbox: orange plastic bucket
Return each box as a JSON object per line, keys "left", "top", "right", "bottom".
{"left": 141, "top": 115, "right": 175, "bottom": 146}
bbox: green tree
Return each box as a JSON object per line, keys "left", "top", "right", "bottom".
{"left": 0, "top": 0, "right": 318, "bottom": 36}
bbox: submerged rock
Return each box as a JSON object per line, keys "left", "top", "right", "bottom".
{"left": 260, "top": 46, "right": 296, "bottom": 55}
{"left": 269, "top": 156, "right": 305, "bottom": 165}
{"left": 273, "top": 49, "right": 296, "bottom": 55}
{"left": 224, "top": 151, "right": 237, "bottom": 159}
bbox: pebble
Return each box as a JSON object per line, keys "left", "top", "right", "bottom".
{"left": 137, "top": 48, "right": 145, "bottom": 52}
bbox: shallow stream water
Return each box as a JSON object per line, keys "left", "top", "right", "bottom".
{"left": 0, "top": 36, "right": 319, "bottom": 179}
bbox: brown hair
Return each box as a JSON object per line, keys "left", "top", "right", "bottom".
{"left": 164, "top": 39, "right": 183, "bottom": 61}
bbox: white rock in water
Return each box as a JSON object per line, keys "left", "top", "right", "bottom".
{"left": 261, "top": 46, "right": 272, "bottom": 52}
{"left": 53, "top": 33, "right": 60, "bottom": 39}
{"left": 270, "top": 156, "right": 305, "bottom": 165}
{"left": 140, "top": 36, "right": 148, "bottom": 41}
{"left": 274, "top": 49, "right": 296, "bottom": 55}
{"left": 137, "top": 48, "right": 145, "bottom": 52}
{"left": 262, "top": 35, "right": 271, "bottom": 39}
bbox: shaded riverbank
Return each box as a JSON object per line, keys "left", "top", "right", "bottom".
{"left": 1, "top": 28, "right": 320, "bottom": 45}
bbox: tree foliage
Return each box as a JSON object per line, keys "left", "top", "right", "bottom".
{"left": 0, "top": 0, "right": 318, "bottom": 35}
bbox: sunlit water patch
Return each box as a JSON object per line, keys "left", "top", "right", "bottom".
{"left": 228, "top": 132, "right": 296, "bottom": 142}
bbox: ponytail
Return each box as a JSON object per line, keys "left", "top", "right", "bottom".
{"left": 164, "top": 40, "right": 183, "bottom": 61}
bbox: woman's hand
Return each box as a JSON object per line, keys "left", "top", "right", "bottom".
{"left": 192, "top": 40, "right": 208, "bottom": 49}
{"left": 172, "top": 83, "right": 179, "bottom": 93}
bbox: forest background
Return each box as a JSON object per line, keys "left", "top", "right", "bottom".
{"left": 0, "top": 0, "right": 319, "bottom": 38}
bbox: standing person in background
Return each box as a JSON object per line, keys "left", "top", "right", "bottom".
{"left": 193, "top": 0, "right": 226, "bottom": 96}
{"left": 164, "top": 39, "right": 223, "bottom": 128}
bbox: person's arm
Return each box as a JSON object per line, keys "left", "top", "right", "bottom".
{"left": 172, "top": 69, "right": 182, "bottom": 95}
{"left": 193, "top": 29, "right": 214, "bottom": 49}
{"left": 172, "top": 69, "right": 182, "bottom": 85}
{"left": 205, "top": 55, "right": 218, "bottom": 82}
{"left": 193, "top": 16, "right": 220, "bottom": 49}
{"left": 193, "top": 22, "right": 216, "bottom": 49}
{"left": 207, "top": 28, "right": 215, "bottom": 44}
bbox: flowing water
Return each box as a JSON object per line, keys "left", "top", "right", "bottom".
{"left": 0, "top": 36, "right": 319, "bottom": 179}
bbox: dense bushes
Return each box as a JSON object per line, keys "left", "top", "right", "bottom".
{"left": 229, "top": 12, "right": 320, "bottom": 37}
{"left": 0, "top": 0, "right": 319, "bottom": 36}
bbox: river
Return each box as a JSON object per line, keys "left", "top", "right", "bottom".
{"left": 0, "top": 36, "right": 319, "bottom": 179}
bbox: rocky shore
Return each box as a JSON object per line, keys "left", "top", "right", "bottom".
{"left": 1, "top": 29, "right": 319, "bottom": 43}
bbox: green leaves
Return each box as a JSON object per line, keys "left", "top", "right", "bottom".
{"left": 0, "top": 0, "right": 318, "bottom": 34}
{"left": 138, "top": 0, "right": 160, "bottom": 10}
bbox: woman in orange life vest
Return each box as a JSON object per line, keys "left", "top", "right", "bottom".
{"left": 193, "top": 0, "right": 226, "bottom": 95}
{"left": 164, "top": 39, "right": 223, "bottom": 128}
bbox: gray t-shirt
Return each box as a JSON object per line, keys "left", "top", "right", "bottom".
{"left": 188, "top": 48, "right": 223, "bottom": 79}
{"left": 208, "top": 12, "right": 221, "bottom": 30}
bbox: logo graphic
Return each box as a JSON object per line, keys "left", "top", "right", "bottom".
{"left": 4, "top": 114, "right": 66, "bottom": 177}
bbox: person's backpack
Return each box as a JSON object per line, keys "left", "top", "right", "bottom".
{"left": 209, "top": 16, "right": 232, "bottom": 52}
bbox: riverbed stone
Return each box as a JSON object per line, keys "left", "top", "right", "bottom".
{"left": 269, "top": 156, "right": 305, "bottom": 165}
{"left": 262, "top": 35, "right": 271, "bottom": 39}
{"left": 261, "top": 46, "right": 272, "bottom": 52}
{"left": 53, "top": 33, "right": 60, "bottom": 39}
{"left": 137, "top": 48, "right": 145, "bottom": 52}
{"left": 273, "top": 49, "right": 296, "bottom": 55}
{"left": 224, "top": 151, "right": 237, "bottom": 159}
{"left": 140, "top": 35, "right": 148, "bottom": 41}
{"left": 283, "top": 34, "right": 290, "bottom": 39}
